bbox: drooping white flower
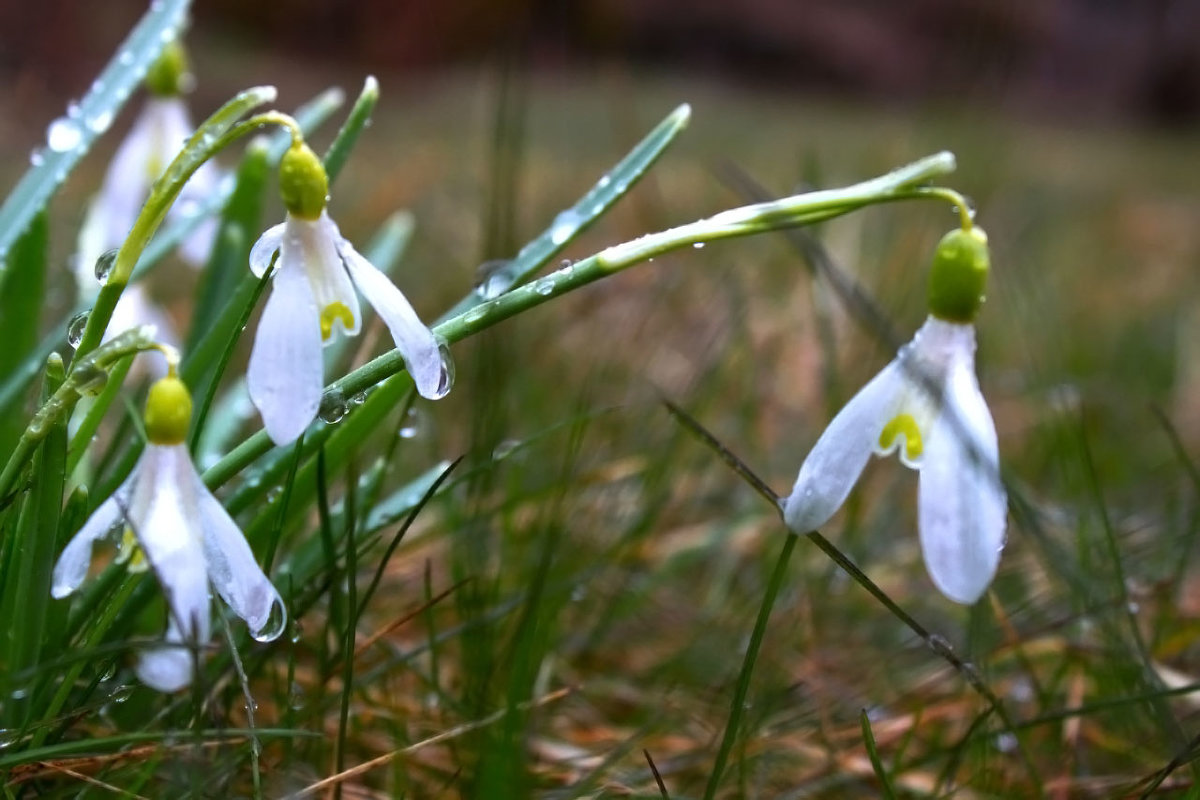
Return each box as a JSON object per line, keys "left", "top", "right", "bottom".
{"left": 247, "top": 140, "right": 447, "bottom": 445}
{"left": 77, "top": 42, "right": 220, "bottom": 295}
{"left": 52, "top": 369, "right": 284, "bottom": 692}
{"left": 783, "top": 227, "right": 1006, "bottom": 604}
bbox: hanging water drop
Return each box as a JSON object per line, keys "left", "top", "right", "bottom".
{"left": 431, "top": 341, "right": 455, "bottom": 400}
{"left": 318, "top": 388, "right": 348, "bottom": 424}
{"left": 46, "top": 117, "right": 83, "bottom": 153}
{"left": 398, "top": 407, "right": 421, "bottom": 439}
{"left": 94, "top": 248, "right": 118, "bottom": 282}
{"left": 66, "top": 311, "right": 89, "bottom": 348}
{"left": 250, "top": 597, "right": 286, "bottom": 642}
{"left": 474, "top": 259, "right": 515, "bottom": 300}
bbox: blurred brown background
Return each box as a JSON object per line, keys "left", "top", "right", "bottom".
{"left": 2, "top": 0, "right": 1199, "bottom": 126}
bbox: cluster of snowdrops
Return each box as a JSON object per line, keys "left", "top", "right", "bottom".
{"left": 28, "top": 42, "right": 1006, "bottom": 694}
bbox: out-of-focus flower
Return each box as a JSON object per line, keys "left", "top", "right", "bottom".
{"left": 783, "top": 227, "right": 1006, "bottom": 604}
{"left": 247, "top": 139, "right": 447, "bottom": 445}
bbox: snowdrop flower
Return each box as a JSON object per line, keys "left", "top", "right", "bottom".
{"left": 783, "top": 226, "right": 1006, "bottom": 604}
{"left": 52, "top": 356, "right": 284, "bottom": 692}
{"left": 247, "top": 139, "right": 447, "bottom": 445}
{"left": 75, "top": 42, "right": 217, "bottom": 355}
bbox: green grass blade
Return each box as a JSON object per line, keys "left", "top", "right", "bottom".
{"left": 0, "top": 212, "right": 48, "bottom": 457}
{"left": 0, "top": 0, "right": 190, "bottom": 268}
{"left": 323, "top": 76, "right": 379, "bottom": 185}
{"left": 861, "top": 709, "right": 899, "bottom": 799}
{"left": 437, "top": 102, "right": 693, "bottom": 322}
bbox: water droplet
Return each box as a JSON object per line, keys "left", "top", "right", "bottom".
{"left": 492, "top": 439, "right": 519, "bottom": 460}
{"left": 0, "top": 729, "right": 17, "bottom": 749}
{"left": 532, "top": 277, "right": 555, "bottom": 296}
{"left": 67, "top": 311, "right": 89, "bottom": 348}
{"left": 692, "top": 242, "right": 705, "bottom": 249}
{"left": 118, "top": 50, "right": 135, "bottom": 66}
{"left": 29, "top": 150, "right": 44, "bottom": 167}
{"left": 87, "top": 109, "right": 114, "bottom": 135}
{"left": 993, "top": 732, "right": 1017, "bottom": 753}
{"left": 549, "top": 209, "right": 582, "bottom": 246}
{"left": 927, "top": 634, "right": 952, "bottom": 656}
{"left": 288, "top": 681, "right": 306, "bottom": 710}
{"left": 74, "top": 363, "right": 109, "bottom": 396}
{"left": 290, "top": 620, "right": 303, "bottom": 644}
{"left": 99, "top": 662, "right": 117, "bottom": 681}
{"left": 318, "top": 388, "right": 348, "bottom": 424}
{"left": 351, "top": 391, "right": 366, "bottom": 406}
{"left": 46, "top": 117, "right": 82, "bottom": 152}
{"left": 10, "top": 687, "right": 29, "bottom": 700}
{"left": 250, "top": 597, "right": 286, "bottom": 642}
{"left": 66, "top": 101, "right": 82, "bottom": 119}
{"left": 109, "top": 685, "right": 133, "bottom": 704}
{"left": 398, "top": 407, "right": 422, "bottom": 439}
{"left": 474, "top": 259, "right": 515, "bottom": 300}
{"left": 464, "top": 307, "right": 486, "bottom": 325}
{"left": 244, "top": 698, "right": 259, "bottom": 714}
{"left": 597, "top": 174, "right": 612, "bottom": 189}
{"left": 94, "top": 248, "right": 118, "bottom": 282}
{"left": 431, "top": 342, "right": 455, "bottom": 400}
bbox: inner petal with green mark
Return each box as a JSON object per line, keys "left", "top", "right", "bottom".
{"left": 320, "top": 302, "right": 355, "bottom": 341}
{"left": 116, "top": 528, "right": 149, "bottom": 572}
{"left": 879, "top": 412, "right": 924, "bottom": 464}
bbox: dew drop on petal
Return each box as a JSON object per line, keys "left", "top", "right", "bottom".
{"left": 318, "top": 388, "right": 348, "bottom": 424}
{"left": 250, "top": 597, "right": 286, "bottom": 642}
{"left": 94, "top": 248, "right": 118, "bottom": 282}
{"left": 67, "top": 311, "right": 89, "bottom": 348}
{"left": 46, "top": 117, "right": 83, "bottom": 153}
{"left": 431, "top": 341, "right": 455, "bottom": 400}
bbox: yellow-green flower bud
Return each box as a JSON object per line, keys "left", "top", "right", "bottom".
{"left": 143, "top": 374, "right": 192, "bottom": 445}
{"left": 144, "top": 41, "right": 190, "bottom": 97}
{"left": 927, "top": 226, "right": 990, "bottom": 323}
{"left": 279, "top": 141, "right": 328, "bottom": 221}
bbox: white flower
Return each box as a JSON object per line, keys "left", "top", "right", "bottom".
{"left": 783, "top": 315, "right": 1006, "bottom": 604}
{"left": 52, "top": 374, "right": 283, "bottom": 692}
{"left": 247, "top": 211, "right": 446, "bottom": 446}
{"left": 76, "top": 96, "right": 219, "bottom": 295}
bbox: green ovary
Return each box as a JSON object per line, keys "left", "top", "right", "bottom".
{"left": 879, "top": 413, "right": 923, "bottom": 462}
{"left": 320, "top": 302, "right": 355, "bottom": 341}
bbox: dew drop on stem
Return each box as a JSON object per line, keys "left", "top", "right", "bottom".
{"left": 46, "top": 117, "right": 83, "bottom": 153}
{"left": 318, "top": 388, "right": 348, "bottom": 424}
{"left": 67, "top": 311, "right": 89, "bottom": 348}
{"left": 94, "top": 248, "right": 118, "bottom": 282}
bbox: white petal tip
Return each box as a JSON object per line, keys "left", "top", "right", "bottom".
{"left": 136, "top": 647, "right": 194, "bottom": 693}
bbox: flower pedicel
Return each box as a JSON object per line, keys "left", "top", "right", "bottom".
{"left": 783, "top": 225, "right": 1006, "bottom": 604}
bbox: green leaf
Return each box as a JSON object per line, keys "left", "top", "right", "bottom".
{"left": 0, "top": 212, "right": 47, "bottom": 457}
{"left": 322, "top": 76, "right": 379, "bottom": 186}
{"left": 0, "top": 0, "right": 190, "bottom": 269}
{"left": 437, "top": 102, "right": 693, "bottom": 323}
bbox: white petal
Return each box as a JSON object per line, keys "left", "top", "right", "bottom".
{"left": 783, "top": 360, "right": 904, "bottom": 533}
{"left": 917, "top": 362, "right": 1006, "bottom": 604}
{"left": 130, "top": 445, "right": 211, "bottom": 691}
{"left": 339, "top": 239, "right": 445, "bottom": 399}
{"left": 248, "top": 253, "right": 324, "bottom": 444}
{"left": 51, "top": 486, "right": 129, "bottom": 598}
{"left": 194, "top": 471, "right": 285, "bottom": 640}
{"left": 74, "top": 197, "right": 109, "bottom": 298}
{"left": 290, "top": 213, "right": 361, "bottom": 340}
{"left": 249, "top": 222, "right": 286, "bottom": 277}
{"left": 135, "top": 641, "right": 194, "bottom": 693}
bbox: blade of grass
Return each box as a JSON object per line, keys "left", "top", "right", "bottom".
{"left": 322, "top": 76, "right": 379, "bottom": 185}
{"left": 0, "top": 212, "right": 47, "bottom": 457}
{"left": 860, "top": 709, "right": 899, "bottom": 800}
